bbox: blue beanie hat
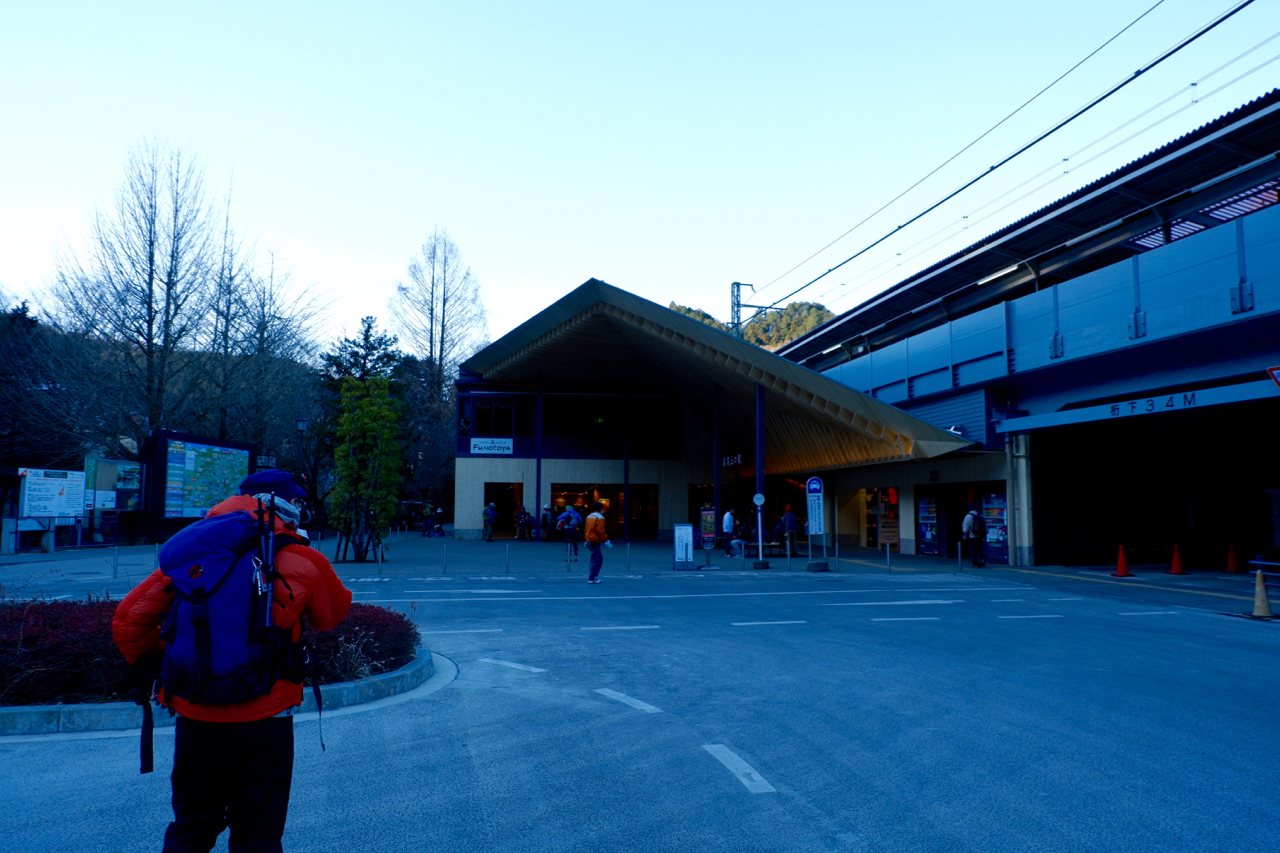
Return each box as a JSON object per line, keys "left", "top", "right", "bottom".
{"left": 239, "top": 469, "right": 306, "bottom": 501}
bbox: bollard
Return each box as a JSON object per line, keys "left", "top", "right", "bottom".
{"left": 113, "top": 545, "right": 119, "bottom": 580}
{"left": 958, "top": 541, "right": 962, "bottom": 571}
{"left": 885, "top": 542, "right": 891, "bottom": 571}
{"left": 506, "top": 542, "right": 510, "bottom": 572}
{"left": 442, "top": 542, "right": 448, "bottom": 575}
{"left": 627, "top": 542, "right": 631, "bottom": 572}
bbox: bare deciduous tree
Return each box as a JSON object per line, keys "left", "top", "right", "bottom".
{"left": 390, "top": 227, "right": 487, "bottom": 400}
{"left": 51, "top": 141, "right": 215, "bottom": 441}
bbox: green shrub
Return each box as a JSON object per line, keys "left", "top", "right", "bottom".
{"left": 0, "top": 599, "right": 422, "bottom": 706}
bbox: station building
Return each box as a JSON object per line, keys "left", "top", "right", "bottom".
{"left": 778, "top": 89, "right": 1280, "bottom": 568}
{"left": 454, "top": 90, "right": 1280, "bottom": 567}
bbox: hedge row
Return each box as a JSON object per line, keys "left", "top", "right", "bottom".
{"left": 0, "top": 600, "right": 421, "bottom": 706}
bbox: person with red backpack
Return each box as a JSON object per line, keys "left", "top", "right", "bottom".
{"left": 113, "top": 469, "right": 351, "bottom": 853}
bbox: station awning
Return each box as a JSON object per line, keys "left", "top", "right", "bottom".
{"left": 460, "top": 280, "right": 971, "bottom": 474}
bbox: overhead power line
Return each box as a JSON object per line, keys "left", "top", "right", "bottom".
{"left": 752, "top": 0, "right": 1171, "bottom": 303}
{"left": 744, "top": 0, "right": 1258, "bottom": 327}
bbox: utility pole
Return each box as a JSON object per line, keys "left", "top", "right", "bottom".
{"left": 730, "top": 282, "right": 772, "bottom": 340}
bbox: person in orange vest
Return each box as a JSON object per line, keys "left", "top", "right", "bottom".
{"left": 583, "top": 501, "right": 613, "bottom": 583}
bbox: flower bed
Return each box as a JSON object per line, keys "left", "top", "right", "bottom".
{"left": 0, "top": 599, "right": 421, "bottom": 706}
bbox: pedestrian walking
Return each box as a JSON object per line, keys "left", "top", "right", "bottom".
{"left": 112, "top": 469, "right": 352, "bottom": 853}
{"left": 584, "top": 501, "right": 612, "bottom": 583}
{"left": 557, "top": 504, "right": 582, "bottom": 561}
{"left": 963, "top": 503, "right": 987, "bottom": 567}
{"left": 722, "top": 507, "right": 735, "bottom": 556}
{"left": 515, "top": 505, "right": 531, "bottom": 541}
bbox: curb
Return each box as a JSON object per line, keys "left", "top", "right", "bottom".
{"left": 0, "top": 652, "right": 434, "bottom": 737}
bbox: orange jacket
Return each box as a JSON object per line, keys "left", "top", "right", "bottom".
{"left": 584, "top": 512, "right": 609, "bottom": 543}
{"left": 112, "top": 495, "right": 352, "bottom": 723}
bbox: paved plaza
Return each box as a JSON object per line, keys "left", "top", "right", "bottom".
{"left": 2, "top": 535, "right": 1277, "bottom": 851}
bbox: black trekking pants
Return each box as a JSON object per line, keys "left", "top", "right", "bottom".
{"left": 164, "top": 715, "right": 294, "bottom": 853}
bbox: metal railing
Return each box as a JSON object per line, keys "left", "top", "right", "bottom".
{"left": 3, "top": 515, "right": 122, "bottom": 554}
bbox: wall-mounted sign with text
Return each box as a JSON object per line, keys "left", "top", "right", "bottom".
{"left": 469, "top": 438, "right": 514, "bottom": 455}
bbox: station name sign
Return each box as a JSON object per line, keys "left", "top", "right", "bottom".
{"left": 469, "top": 438, "right": 513, "bottom": 454}
{"left": 996, "top": 376, "right": 1279, "bottom": 434}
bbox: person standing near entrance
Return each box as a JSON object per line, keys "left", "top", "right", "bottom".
{"left": 722, "top": 508, "right": 735, "bottom": 556}
{"left": 584, "top": 501, "right": 612, "bottom": 583}
{"left": 963, "top": 503, "right": 987, "bottom": 567}
{"left": 780, "top": 505, "right": 800, "bottom": 556}
{"left": 483, "top": 502, "right": 497, "bottom": 541}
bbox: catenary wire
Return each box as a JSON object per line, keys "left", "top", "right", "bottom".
{"left": 745, "top": 0, "right": 1258, "bottom": 326}
{"left": 817, "top": 46, "right": 1280, "bottom": 311}
{"left": 750, "top": 0, "right": 1171, "bottom": 304}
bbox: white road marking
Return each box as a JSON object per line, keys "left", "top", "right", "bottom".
{"left": 998, "top": 615, "right": 1064, "bottom": 619}
{"left": 823, "top": 599, "right": 963, "bottom": 607}
{"left": 362, "top": 587, "right": 1026, "bottom": 604}
{"left": 732, "top": 621, "right": 807, "bottom": 626}
{"left": 347, "top": 577, "right": 392, "bottom": 582}
{"left": 420, "top": 629, "right": 504, "bottom": 635}
{"left": 478, "top": 658, "right": 547, "bottom": 672}
{"left": 580, "top": 625, "right": 660, "bottom": 631}
{"left": 1118, "top": 611, "right": 1181, "bottom": 616}
{"left": 595, "top": 688, "right": 663, "bottom": 713}
{"left": 406, "top": 589, "right": 541, "bottom": 594}
{"left": 871, "top": 617, "right": 940, "bottom": 621}
{"left": 703, "top": 744, "right": 776, "bottom": 793}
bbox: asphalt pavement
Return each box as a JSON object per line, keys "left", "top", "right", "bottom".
{"left": 2, "top": 534, "right": 1277, "bottom": 851}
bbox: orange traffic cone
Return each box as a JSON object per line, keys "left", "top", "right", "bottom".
{"left": 1250, "top": 570, "right": 1273, "bottom": 619}
{"left": 1166, "top": 543, "right": 1186, "bottom": 575}
{"left": 1225, "top": 543, "right": 1240, "bottom": 574}
{"left": 1112, "top": 544, "right": 1132, "bottom": 578}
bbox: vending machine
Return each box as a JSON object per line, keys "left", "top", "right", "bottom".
{"left": 917, "top": 497, "right": 939, "bottom": 556}
{"left": 982, "top": 493, "right": 1008, "bottom": 564}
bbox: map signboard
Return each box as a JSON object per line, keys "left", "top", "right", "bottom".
{"left": 163, "top": 439, "right": 250, "bottom": 518}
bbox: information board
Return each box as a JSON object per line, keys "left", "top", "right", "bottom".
{"left": 164, "top": 439, "right": 250, "bottom": 518}
{"left": 19, "top": 469, "right": 87, "bottom": 518}
{"left": 806, "top": 477, "right": 824, "bottom": 536}
{"left": 699, "top": 509, "right": 717, "bottom": 549}
{"left": 673, "top": 523, "right": 695, "bottom": 569}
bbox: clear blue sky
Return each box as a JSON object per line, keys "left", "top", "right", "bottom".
{"left": 2, "top": 1, "right": 1276, "bottom": 349}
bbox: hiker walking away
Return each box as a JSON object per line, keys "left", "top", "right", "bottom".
{"left": 112, "top": 469, "right": 352, "bottom": 853}
{"left": 780, "top": 505, "right": 800, "bottom": 557}
{"left": 483, "top": 502, "right": 497, "bottom": 541}
{"left": 584, "top": 501, "right": 613, "bottom": 583}
{"left": 557, "top": 504, "right": 582, "bottom": 561}
{"left": 540, "top": 504, "right": 555, "bottom": 542}
{"left": 722, "top": 507, "right": 735, "bottom": 556}
{"left": 963, "top": 503, "right": 987, "bottom": 567}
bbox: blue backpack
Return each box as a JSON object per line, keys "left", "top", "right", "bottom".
{"left": 158, "top": 508, "right": 305, "bottom": 705}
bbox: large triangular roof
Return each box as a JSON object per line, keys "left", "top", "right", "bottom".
{"left": 461, "top": 280, "right": 970, "bottom": 473}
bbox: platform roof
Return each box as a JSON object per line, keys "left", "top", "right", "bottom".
{"left": 780, "top": 88, "right": 1280, "bottom": 369}
{"left": 459, "top": 280, "right": 971, "bottom": 474}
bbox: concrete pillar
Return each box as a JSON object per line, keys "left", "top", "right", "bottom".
{"left": 1012, "top": 432, "right": 1035, "bottom": 566}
